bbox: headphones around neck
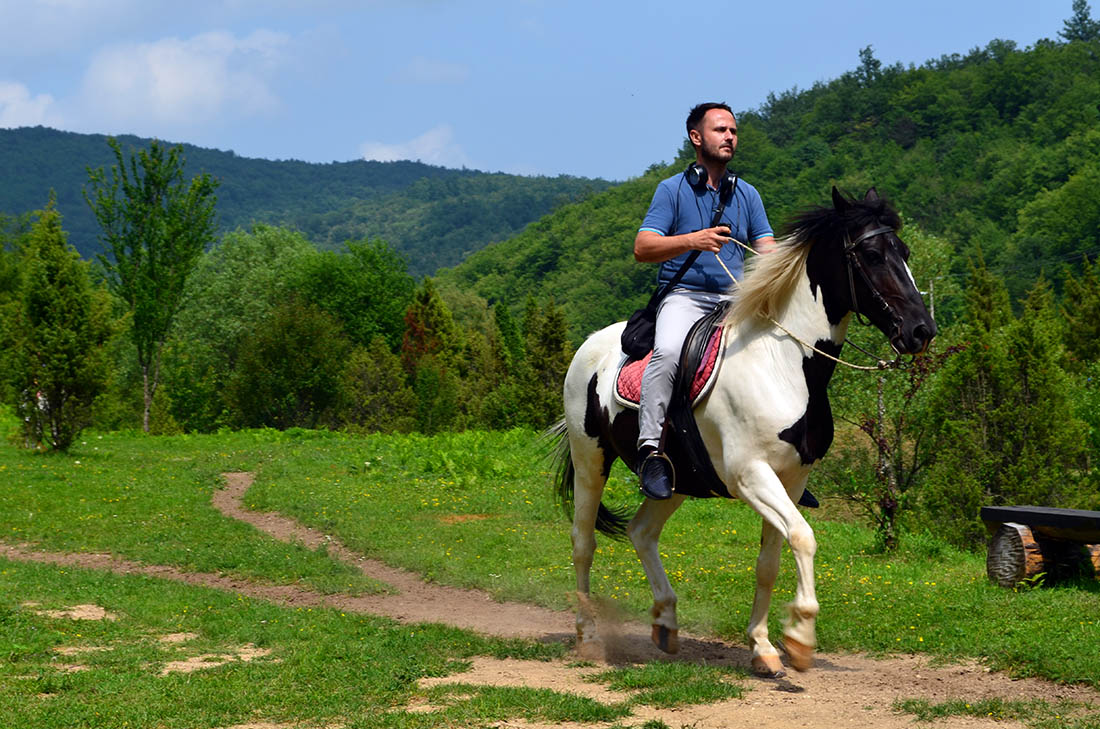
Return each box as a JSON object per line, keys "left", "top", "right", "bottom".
{"left": 685, "top": 162, "right": 737, "bottom": 199}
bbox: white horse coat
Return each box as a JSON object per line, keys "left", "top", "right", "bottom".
{"left": 554, "top": 188, "right": 936, "bottom": 676}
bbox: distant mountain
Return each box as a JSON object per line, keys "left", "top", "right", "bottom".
{"left": 0, "top": 126, "right": 611, "bottom": 276}
{"left": 441, "top": 36, "right": 1100, "bottom": 340}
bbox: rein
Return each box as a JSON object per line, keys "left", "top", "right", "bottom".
{"left": 716, "top": 233, "right": 902, "bottom": 372}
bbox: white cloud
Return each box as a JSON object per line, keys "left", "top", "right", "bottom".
{"left": 78, "top": 29, "right": 291, "bottom": 129}
{"left": 0, "top": 0, "right": 144, "bottom": 57}
{"left": 390, "top": 56, "right": 469, "bottom": 85}
{"left": 359, "top": 124, "right": 470, "bottom": 168}
{"left": 0, "top": 81, "right": 62, "bottom": 127}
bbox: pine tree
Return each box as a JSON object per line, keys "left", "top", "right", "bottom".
{"left": 401, "top": 278, "right": 461, "bottom": 432}
{"left": 919, "top": 265, "right": 1087, "bottom": 547}
{"left": 7, "top": 197, "right": 111, "bottom": 450}
{"left": 1061, "top": 256, "right": 1100, "bottom": 368}
{"left": 1060, "top": 0, "right": 1100, "bottom": 42}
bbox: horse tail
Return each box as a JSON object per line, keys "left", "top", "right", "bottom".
{"left": 547, "top": 418, "right": 630, "bottom": 541}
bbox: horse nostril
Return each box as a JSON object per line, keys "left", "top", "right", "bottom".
{"left": 912, "top": 323, "right": 934, "bottom": 345}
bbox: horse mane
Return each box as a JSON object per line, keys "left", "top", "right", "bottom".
{"left": 725, "top": 191, "right": 901, "bottom": 329}
{"left": 725, "top": 236, "right": 811, "bottom": 327}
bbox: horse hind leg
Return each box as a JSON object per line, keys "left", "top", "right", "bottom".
{"left": 747, "top": 522, "right": 786, "bottom": 677}
{"left": 568, "top": 437, "right": 614, "bottom": 659}
{"left": 627, "top": 495, "right": 686, "bottom": 654}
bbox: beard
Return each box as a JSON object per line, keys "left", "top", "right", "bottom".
{"left": 700, "top": 141, "right": 735, "bottom": 165}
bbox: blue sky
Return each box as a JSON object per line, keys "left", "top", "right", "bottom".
{"left": 0, "top": 0, "right": 1071, "bottom": 181}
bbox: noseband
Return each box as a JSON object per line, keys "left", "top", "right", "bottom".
{"left": 844, "top": 225, "right": 903, "bottom": 332}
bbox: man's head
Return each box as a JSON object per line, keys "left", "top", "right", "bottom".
{"left": 686, "top": 102, "right": 737, "bottom": 165}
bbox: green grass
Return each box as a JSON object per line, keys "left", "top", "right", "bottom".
{"left": 2, "top": 410, "right": 1099, "bottom": 728}
{"left": 0, "top": 557, "right": 589, "bottom": 729}
{"left": 0, "top": 424, "right": 383, "bottom": 595}
{"left": 895, "top": 698, "right": 1100, "bottom": 729}
{"left": 238, "top": 426, "right": 1100, "bottom": 689}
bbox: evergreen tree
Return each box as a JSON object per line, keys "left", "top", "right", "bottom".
{"left": 515, "top": 297, "right": 573, "bottom": 428}
{"left": 1061, "top": 256, "right": 1100, "bottom": 368}
{"left": 337, "top": 336, "right": 417, "bottom": 433}
{"left": 919, "top": 264, "right": 1087, "bottom": 547}
{"left": 1060, "top": 0, "right": 1100, "bottom": 42}
{"left": 6, "top": 197, "right": 110, "bottom": 450}
{"left": 85, "top": 138, "right": 219, "bottom": 433}
{"left": 401, "top": 278, "right": 461, "bottom": 432}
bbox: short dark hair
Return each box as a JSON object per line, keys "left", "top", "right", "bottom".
{"left": 686, "top": 102, "right": 734, "bottom": 135}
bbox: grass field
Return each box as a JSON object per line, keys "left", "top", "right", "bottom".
{"left": 2, "top": 412, "right": 1098, "bottom": 727}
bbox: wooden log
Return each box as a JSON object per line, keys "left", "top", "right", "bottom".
{"left": 1088, "top": 544, "right": 1100, "bottom": 576}
{"left": 986, "top": 522, "right": 1045, "bottom": 588}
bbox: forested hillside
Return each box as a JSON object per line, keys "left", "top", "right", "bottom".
{"left": 5, "top": 11, "right": 1100, "bottom": 551}
{"left": 0, "top": 126, "right": 609, "bottom": 276}
{"left": 440, "top": 34, "right": 1100, "bottom": 338}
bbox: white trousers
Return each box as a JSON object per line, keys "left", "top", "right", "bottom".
{"left": 637, "top": 288, "right": 731, "bottom": 451}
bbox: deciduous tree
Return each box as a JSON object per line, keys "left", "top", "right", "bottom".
{"left": 85, "top": 138, "right": 218, "bottom": 432}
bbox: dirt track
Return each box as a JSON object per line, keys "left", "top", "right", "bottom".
{"left": 3, "top": 471, "right": 1097, "bottom": 729}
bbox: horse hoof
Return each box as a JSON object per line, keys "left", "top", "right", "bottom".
{"left": 651, "top": 624, "right": 679, "bottom": 654}
{"left": 751, "top": 654, "right": 786, "bottom": 678}
{"left": 783, "top": 636, "right": 814, "bottom": 671}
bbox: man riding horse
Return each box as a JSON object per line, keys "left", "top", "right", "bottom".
{"left": 634, "top": 102, "right": 778, "bottom": 500}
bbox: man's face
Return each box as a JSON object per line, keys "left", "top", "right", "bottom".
{"left": 691, "top": 109, "right": 737, "bottom": 163}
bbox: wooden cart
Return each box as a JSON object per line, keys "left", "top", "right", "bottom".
{"left": 981, "top": 506, "right": 1100, "bottom": 588}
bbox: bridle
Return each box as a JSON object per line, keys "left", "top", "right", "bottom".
{"left": 844, "top": 224, "right": 905, "bottom": 334}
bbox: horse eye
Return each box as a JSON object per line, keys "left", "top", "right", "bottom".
{"left": 862, "top": 248, "right": 884, "bottom": 264}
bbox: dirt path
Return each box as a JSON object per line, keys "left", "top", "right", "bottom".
{"left": 3, "top": 471, "right": 1097, "bottom": 729}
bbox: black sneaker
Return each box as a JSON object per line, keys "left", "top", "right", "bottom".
{"left": 638, "top": 450, "right": 674, "bottom": 500}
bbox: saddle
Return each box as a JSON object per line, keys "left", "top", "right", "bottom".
{"left": 615, "top": 302, "right": 820, "bottom": 507}
{"left": 615, "top": 302, "right": 732, "bottom": 499}
{"left": 614, "top": 305, "right": 726, "bottom": 410}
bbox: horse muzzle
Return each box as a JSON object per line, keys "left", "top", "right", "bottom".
{"left": 890, "top": 319, "right": 937, "bottom": 356}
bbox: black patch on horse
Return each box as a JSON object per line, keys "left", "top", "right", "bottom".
{"left": 778, "top": 342, "right": 841, "bottom": 465}
{"left": 584, "top": 373, "right": 620, "bottom": 480}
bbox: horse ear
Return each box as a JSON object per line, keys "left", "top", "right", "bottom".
{"left": 831, "top": 186, "right": 848, "bottom": 211}
{"left": 864, "top": 187, "right": 880, "bottom": 202}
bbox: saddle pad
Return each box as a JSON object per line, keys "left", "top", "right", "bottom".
{"left": 614, "top": 325, "right": 725, "bottom": 409}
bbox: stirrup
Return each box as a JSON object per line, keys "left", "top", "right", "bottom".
{"left": 639, "top": 450, "right": 676, "bottom": 499}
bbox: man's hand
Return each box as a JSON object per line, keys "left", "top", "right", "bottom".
{"left": 634, "top": 224, "right": 733, "bottom": 263}
{"left": 688, "top": 224, "right": 733, "bottom": 253}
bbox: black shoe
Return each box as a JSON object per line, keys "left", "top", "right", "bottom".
{"left": 797, "top": 489, "right": 819, "bottom": 508}
{"left": 638, "top": 450, "right": 674, "bottom": 500}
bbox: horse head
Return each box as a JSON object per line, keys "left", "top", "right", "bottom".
{"left": 819, "top": 187, "right": 937, "bottom": 355}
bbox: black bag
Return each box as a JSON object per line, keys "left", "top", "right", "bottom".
{"left": 620, "top": 176, "right": 737, "bottom": 358}
{"left": 620, "top": 289, "right": 663, "bottom": 359}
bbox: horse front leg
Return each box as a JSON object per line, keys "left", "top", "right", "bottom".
{"left": 627, "top": 494, "right": 686, "bottom": 653}
{"left": 736, "top": 462, "right": 819, "bottom": 672}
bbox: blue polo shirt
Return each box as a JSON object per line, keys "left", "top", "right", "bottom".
{"left": 639, "top": 172, "right": 773, "bottom": 292}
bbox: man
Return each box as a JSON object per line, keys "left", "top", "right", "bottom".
{"left": 634, "top": 102, "right": 776, "bottom": 500}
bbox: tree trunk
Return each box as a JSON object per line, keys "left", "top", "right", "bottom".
{"left": 142, "top": 365, "right": 152, "bottom": 434}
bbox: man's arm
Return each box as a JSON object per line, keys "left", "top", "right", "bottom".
{"left": 752, "top": 235, "right": 776, "bottom": 254}
{"left": 634, "top": 226, "right": 736, "bottom": 263}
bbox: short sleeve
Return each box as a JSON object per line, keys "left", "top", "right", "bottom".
{"left": 639, "top": 179, "right": 677, "bottom": 236}
{"left": 744, "top": 186, "right": 773, "bottom": 241}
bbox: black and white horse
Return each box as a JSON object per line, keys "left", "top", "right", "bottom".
{"left": 553, "top": 188, "right": 936, "bottom": 676}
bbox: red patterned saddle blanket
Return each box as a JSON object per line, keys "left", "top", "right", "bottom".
{"left": 614, "top": 325, "right": 725, "bottom": 410}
